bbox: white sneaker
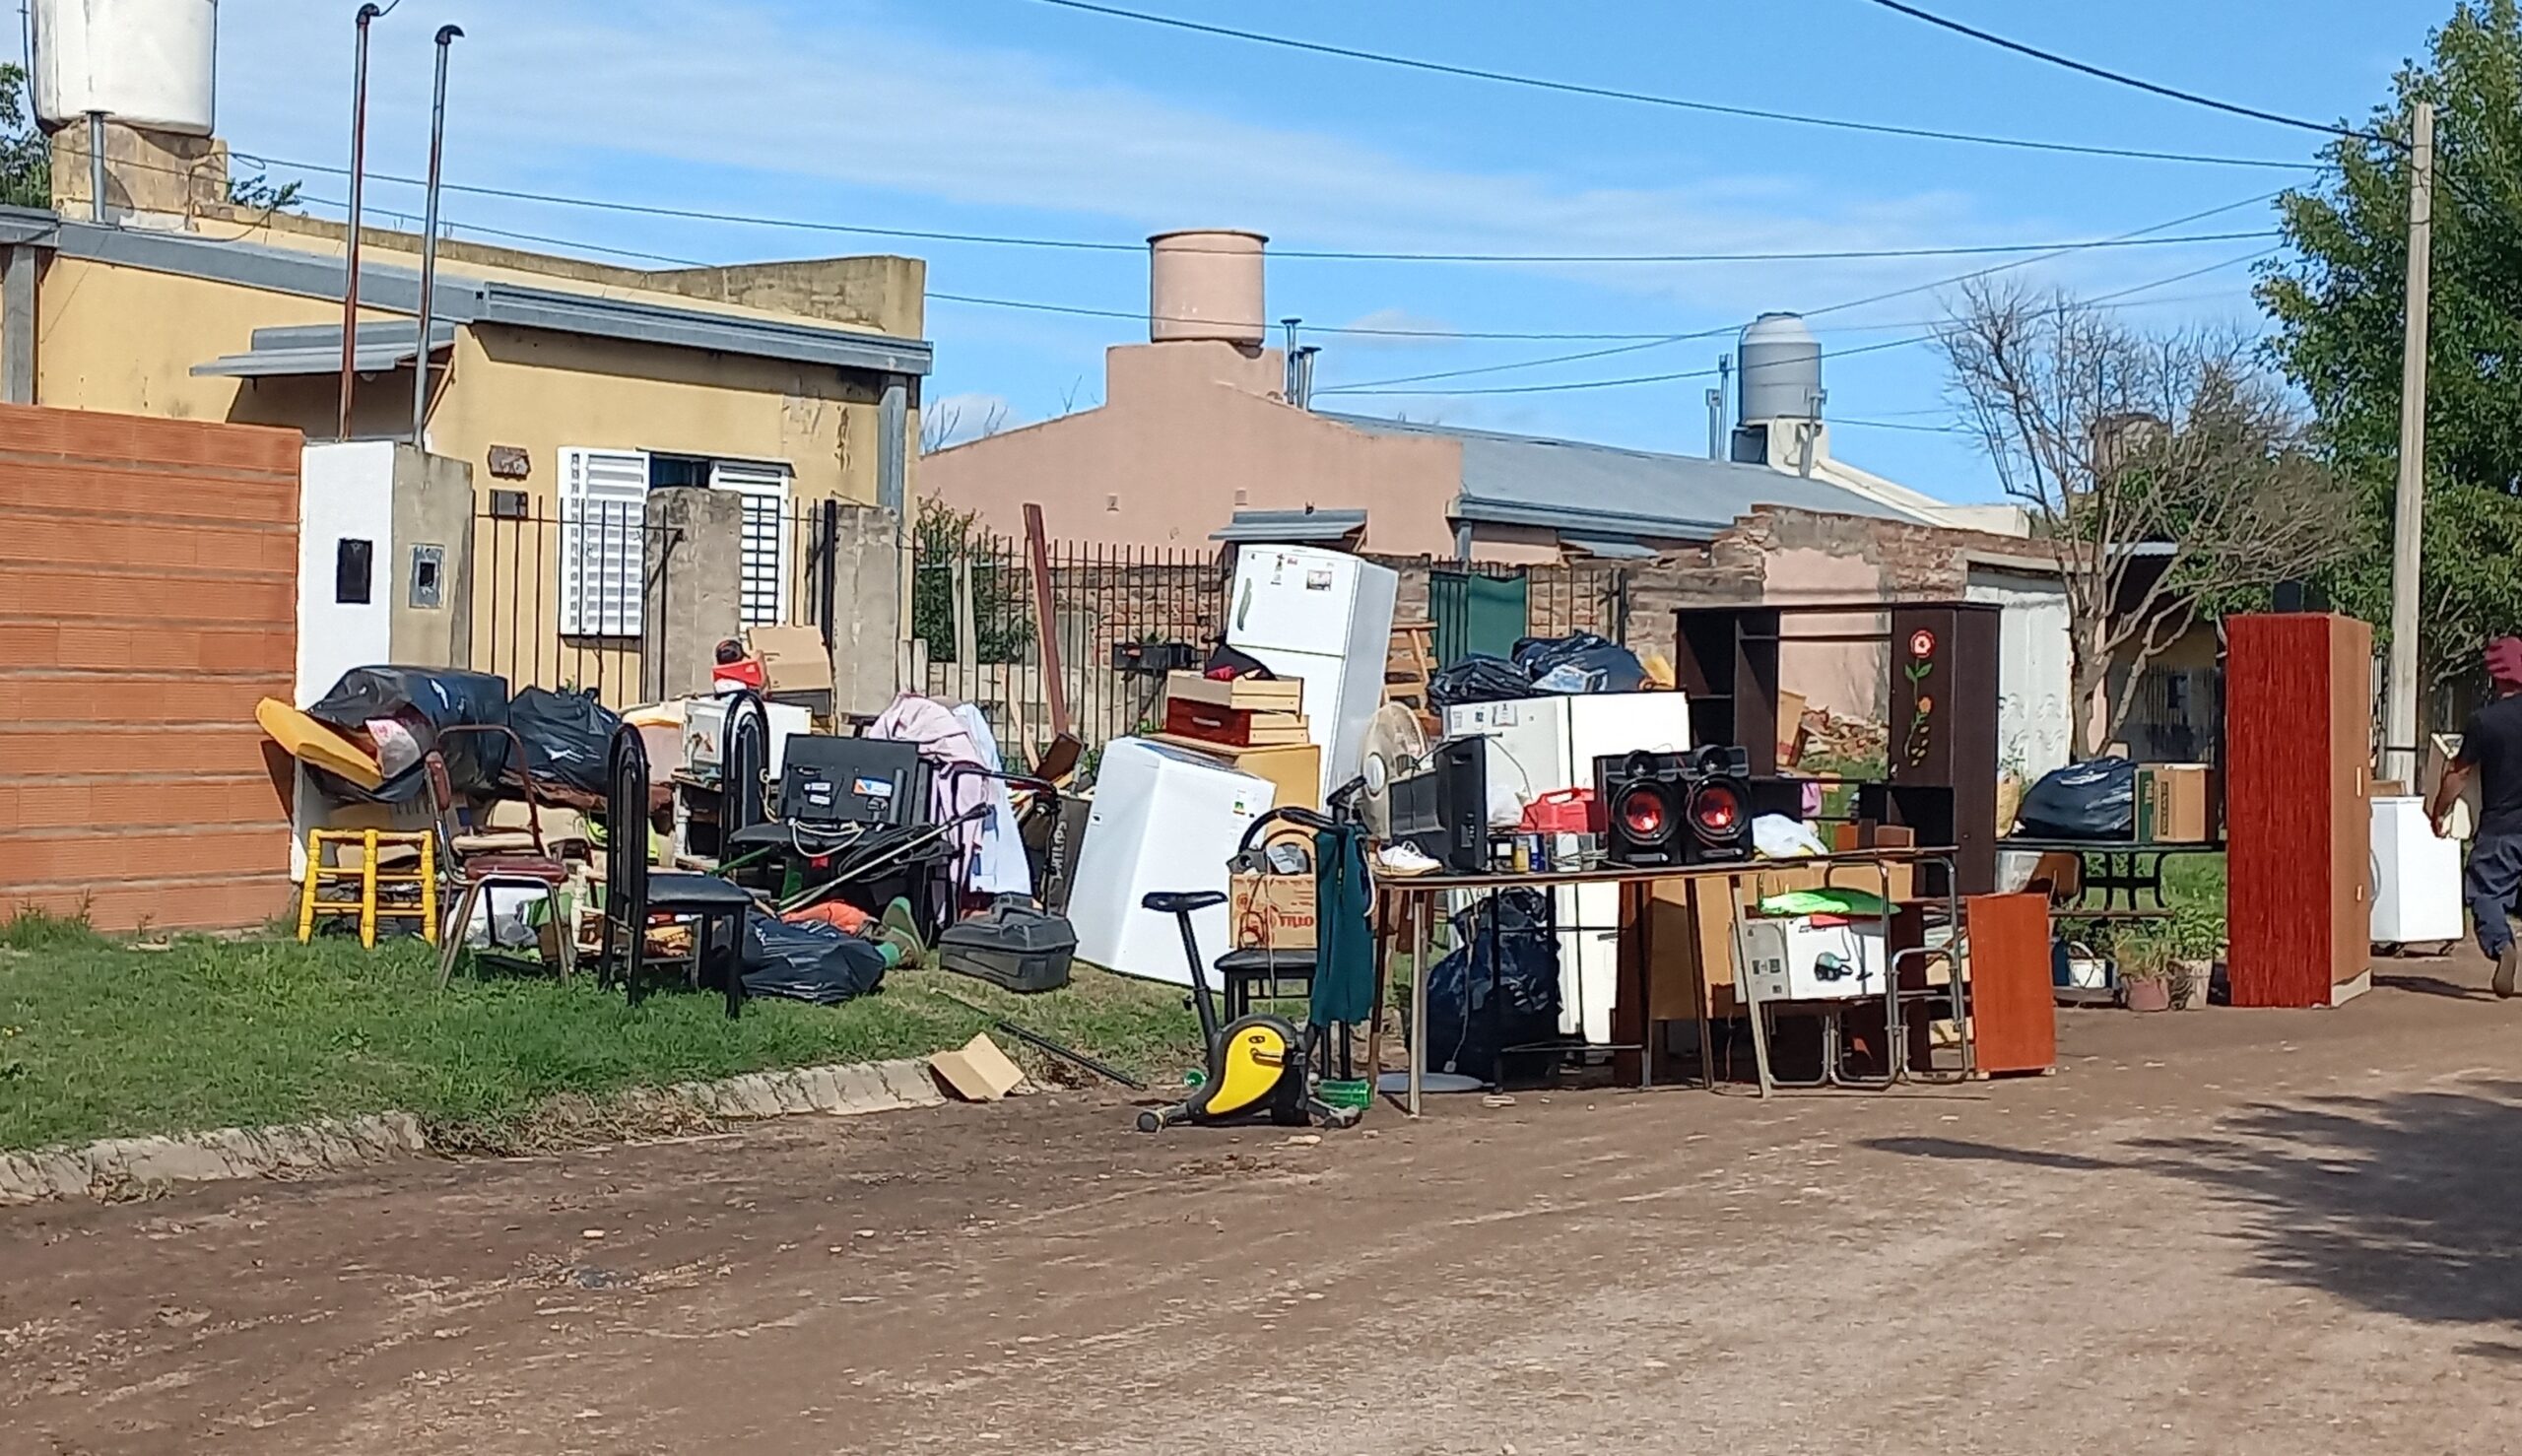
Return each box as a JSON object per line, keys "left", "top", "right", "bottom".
{"left": 2496, "top": 944, "right": 2518, "bottom": 999}
{"left": 1376, "top": 842, "right": 1441, "bottom": 876}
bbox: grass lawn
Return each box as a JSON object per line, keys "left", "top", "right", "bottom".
{"left": 0, "top": 911, "right": 1203, "bottom": 1154}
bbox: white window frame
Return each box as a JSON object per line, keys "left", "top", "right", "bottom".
{"left": 557, "top": 446, "right": 650, "bottom": 637}
{"left": 709, "top": 460, "right": 794, "bottom": 629}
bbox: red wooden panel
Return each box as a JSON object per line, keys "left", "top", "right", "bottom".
{"left": 1964, "top": 893, "right": 2056, "bottom": 1074}
{"left": 2226, "top": 614, "right": 2371, "bottom": 1008}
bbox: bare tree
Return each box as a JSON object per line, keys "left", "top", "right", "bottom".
{"left": 1942, "top": 279, "right": 2359, "bottom": 756}
{"left": 919, "top": 397, "right": 1009, "bottom": 455}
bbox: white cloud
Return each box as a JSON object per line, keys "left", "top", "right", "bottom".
{"left": 202, "top": 0, "right": 2194, "bottom": 326}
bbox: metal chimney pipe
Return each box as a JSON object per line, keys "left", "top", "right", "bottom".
{"left": 339, "top": 3, "right": 384, "bottom": 442}
{"left": 1280, "top": 316, "right": 1301, "bottom": 398}
{"left": 83, "top": 111, "right": 107, "bottom": 223}
{"left": 1705, "top": 387, "right": 1723, "bottom": 460}
{"left": 1291, "top": 346, "right": 1318, "bottom": 411}
{"left": 411, "top": 24, "right": 462, "bottom": 446}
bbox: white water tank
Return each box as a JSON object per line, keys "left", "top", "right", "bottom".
{"left": 1149, "top": 229, "right": 1266, "bottom": 345}
{"left": 1738, "top": 311, "right": 1823, "bottom": 424}
{"left": 32, "top": 0, "right": 218, "bottom": 136}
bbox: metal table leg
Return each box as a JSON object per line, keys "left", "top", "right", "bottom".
{"left": 1408, "top": 892, "right": 1427, "bottom": 1118}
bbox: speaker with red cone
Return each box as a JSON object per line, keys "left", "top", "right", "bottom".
{"left": 1597, "top": 745, "right": 1754, "bottom": 867}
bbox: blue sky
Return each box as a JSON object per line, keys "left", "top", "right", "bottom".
{"left": 203, "top": 0, "right": 2444, "bottom": 501}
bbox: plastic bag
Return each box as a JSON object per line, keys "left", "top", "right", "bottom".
{"left": 1752, "top": 813, "right": 1828, "bottom": 859}
{"left": 1513, "top": 632, "right": 1647, "bottom": 695}
{"left": 2016, "top": 759, "right": 2138, "bottom": 840}
{"left": 306, "top": 666, "right": 511, "bottom": 803}
{"left": 739, "top": 910, "right": 889, "bottom": 1005}
{"left": 1412, "top": 889, "right": 1562, "bottom": 1082}
{"left": 510, "top": 687, "right": 623, "bottom": 794}
{"left": 1427, "top": 653, "right": 1532, "bottom": 708}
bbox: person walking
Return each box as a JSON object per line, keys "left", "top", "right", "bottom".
{"left": 2431, "top": 636, "right": 2522, "bottom": 995}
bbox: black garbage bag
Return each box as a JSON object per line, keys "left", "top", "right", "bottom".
{"left": 2016, "top": 758, "right": 2138, "bottom": 840}
{"left": 1427, "top": 653, "right": 1533, "bottom": 708}
{"left": 739, "top": 910, "right": 889, "bottom": 1005}
{"left": 1512, "top": 631, "right": 1646, "bottom": 695}
{"left": 1412, "top": 889, "right": 1563, "bottom": 1083}
{"left": 305, "top": 666, "right": 511, "bottom": 803}
{"left": 510, "top": 687, "right": 623, "bottom": 794}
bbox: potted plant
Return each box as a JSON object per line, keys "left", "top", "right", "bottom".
{"left": 2168, "top": 900, "right": 2223, "bottom": 1011}
{"left": 2117, "top": 930, "right": 2175, "bottom": 1013}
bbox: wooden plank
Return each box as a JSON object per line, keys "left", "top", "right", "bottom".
{"left": 1960, "top": 893, "right": 2056, "bottom": 1075}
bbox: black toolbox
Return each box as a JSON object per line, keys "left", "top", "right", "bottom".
{"left": 938, "top": 895, "right": 1077, "bottom": 993}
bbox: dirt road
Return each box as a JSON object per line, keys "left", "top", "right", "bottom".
{"left": 7, "top": 960, "right": 2522, "bottom": 1455}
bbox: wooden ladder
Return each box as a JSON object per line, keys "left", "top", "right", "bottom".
{"left": 1385, "top": 620, "right": 1439, "bottom": 738}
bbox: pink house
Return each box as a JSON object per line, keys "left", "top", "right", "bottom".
{"left": 922, "top": 232, "right": 1953, "bottom": 563}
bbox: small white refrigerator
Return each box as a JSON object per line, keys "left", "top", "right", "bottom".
{"left": 1441, "top": 692, "right": 1695, "bottom": 1045}
{"left": 2371, "top": 795, "right": 2463, "bottom": 946}
{"left": 1066, "top": 738, "right": 1275, "bottom": 986}
{"left": 1226, "top": 544, "right": 1401, "bottom": 796}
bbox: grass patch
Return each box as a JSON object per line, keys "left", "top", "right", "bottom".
{"left": 0, "top": 910, "right": 1201, "bottom": 1154}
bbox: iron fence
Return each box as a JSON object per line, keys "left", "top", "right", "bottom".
{"left": 472, "top": 497, "right": 840, "bottom": 711}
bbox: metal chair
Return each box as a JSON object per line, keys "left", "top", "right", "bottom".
{"left": 433, "top": 724, "right": 575, "bottom": 989}
{"left": 598, "top": 724, "right": 754, "bottom": 1018}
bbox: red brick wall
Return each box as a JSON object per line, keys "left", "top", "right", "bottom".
{"left": 0, "top": 405, "right": 301, "bottom": 931}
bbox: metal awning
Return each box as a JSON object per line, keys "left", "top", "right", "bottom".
{"left": 192, "top": 320, "right": 457, "bottom": 378}
{"left": 1211, "top": 507, "right": 1367, "bottom": 544}
{"left": 1560, "top": 535, "right": 1658, "bottom": 561}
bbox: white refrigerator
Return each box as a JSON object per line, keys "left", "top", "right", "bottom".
{"left": 1226, "top": 545, "right": 1401, "bottom": 796}
{"left": 1442, "top": 692, "right": 1695, "bottom": 1044}
{"left": 1067, "top": 738, "right": 1275, "bottom": 986}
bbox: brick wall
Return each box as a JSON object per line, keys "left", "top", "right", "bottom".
{"left": 0, "top": 405, "right": 301, "bottom": 931}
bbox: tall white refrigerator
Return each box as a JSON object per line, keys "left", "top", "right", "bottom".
{"left": 1226, "top": 545, "right": 1401, "bottom": 796}
{"left": 1442, "top": 692, "right": 1695, "bottom": 1044}
{"left": 1066, "top": 738, "right": 1275, "bottom": 986}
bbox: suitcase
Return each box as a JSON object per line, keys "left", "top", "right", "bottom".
{"left": 938, "top": 896, "right": 1078, "bottom": 993}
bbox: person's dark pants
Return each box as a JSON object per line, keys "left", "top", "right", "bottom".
{"left": 2467, "top": 828, "right": 2522, "bottom": 959}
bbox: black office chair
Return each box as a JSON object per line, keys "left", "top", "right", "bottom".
{"left": 599, "top": 724, "right": 754, "bottom": 1018}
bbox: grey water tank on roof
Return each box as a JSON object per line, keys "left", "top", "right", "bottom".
{"left": 1738, "top": 312, "right": 1822, "bottom": 424}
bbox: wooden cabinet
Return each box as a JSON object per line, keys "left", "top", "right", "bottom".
{"left": 2225, "top": 613, "right": 2373, "bottom": 1008}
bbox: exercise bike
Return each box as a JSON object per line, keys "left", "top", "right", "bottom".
{"left": 1136, "top": 785, "right": 1369, "bottom": 1134}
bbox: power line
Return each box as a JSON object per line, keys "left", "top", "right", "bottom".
{"left": 240, "top": 150, "right": 2274, "bottom": 265}
{"left": 1321, "top": 244, "right": 2278, "bottom": 398}
{"left": 1317, "top": 197, "right": 2280, "bottom": 391}
{"left": 1021, "top": 0, "right": 2319, "bottom": 170}
{"left": 1858, "top": 1, "right": 2376, "bottom": 141}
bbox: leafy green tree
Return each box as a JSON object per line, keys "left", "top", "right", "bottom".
{"left": 0, "top": 65, "right": 50, "bottom": 210}
{"left": 2260, "top": 0, "right": 2522, "bottom": 700}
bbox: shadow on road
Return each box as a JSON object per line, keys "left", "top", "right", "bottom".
{"left": 1871, "top": 1081, "right": 2522, "bottom": 1334}
{"left": 2372, "top": 972, "right": 2496, "bottom": 1002}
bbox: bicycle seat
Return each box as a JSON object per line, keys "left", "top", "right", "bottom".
{"left": 1141, "top": 890, "right": 1228, "bottom": 915}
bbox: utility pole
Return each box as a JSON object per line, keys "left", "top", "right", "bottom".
{"left": 2384, "top": 99, "right": 2435, "bottom": 788}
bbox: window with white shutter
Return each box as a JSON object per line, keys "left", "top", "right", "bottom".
{"left": 558, "top": 447, "right": 650, "bottom": 636}
{"left": 709, "top": 460, "right": 794, "bottom": 627}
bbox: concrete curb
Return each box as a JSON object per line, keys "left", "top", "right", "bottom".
{"left": 0, "top": 1056, "right": 950, "bottom": 1206}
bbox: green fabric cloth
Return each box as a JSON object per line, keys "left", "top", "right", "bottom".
{"left": 1757, "top": 887, "right": 1892, "bottom": 918}
{"left": 1310, "top": 824, "right": 1375, "bottom": 1027}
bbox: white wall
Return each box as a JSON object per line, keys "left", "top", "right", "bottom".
{"left": 296, "top": 440, "right": 397, "bottom": 707}
{"left": 1967, "top": 566, "right": 2075, "bottom": 783}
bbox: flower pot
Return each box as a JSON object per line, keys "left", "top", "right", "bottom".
{"left": 2172, "top": 959, "right": 2214, "bottom": 1011}
{"left": 2124, "top": 977, "right": 2173, "bottom": 1013}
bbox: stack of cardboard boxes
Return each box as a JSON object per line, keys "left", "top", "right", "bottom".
{"left": 1149, "top": 671, "right": 1324, "bottom": 812}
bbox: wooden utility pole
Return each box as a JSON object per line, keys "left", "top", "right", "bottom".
{"left": 2385, "top": 99, "right": 2435, "bottom": 788}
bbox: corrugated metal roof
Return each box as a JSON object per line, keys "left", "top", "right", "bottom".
{"left": 1212, "top": 507, "right": 1367, "bottom": 543}
{"left": 1320, "top": 412, "right": 1933, "bottom": 538}
{"left": 193, "top": 321, "right": 455, "bottom": 378}
{"left": 1560, "top": 535, "right": 1660, "bottom": 561}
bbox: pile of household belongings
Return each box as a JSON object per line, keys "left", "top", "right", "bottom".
{"left": 1427, "top": 631, "right": 1658, "bottom": 707}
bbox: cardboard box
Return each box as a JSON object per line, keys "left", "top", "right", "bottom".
{"left": 929, "top": 1033, "right": 1026, "bottom": 1101}
{"left": 1149, "top": 735, "right": 1322, "bottom": 812}
{"left": 2137, "top": 763, "right": 2213, "bottom": 843}
{"left": 1163, "top": 670, "right": 1303, "bottom": 713}
{"left": 1230, "top": 871, "right": 1317, "bottom": 951}
{"left": 747, "top": 625, "right": 834, "bottom": 694}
